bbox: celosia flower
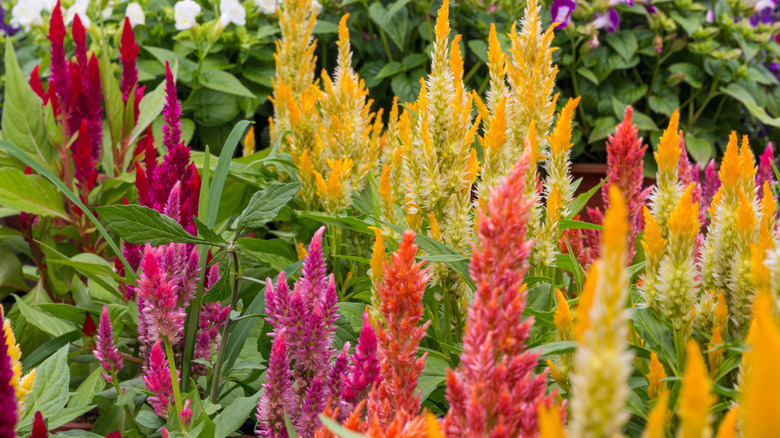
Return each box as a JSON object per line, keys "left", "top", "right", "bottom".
{"left": 119, "top": 18, "right": 140, "bottom": 103}
{"left": 94, "top": 305, "right": 123, "bottom": 382}
{"left": 643, "top": 390, "right": 668, "bottom": 438}
{"left": 368, "top": 230, "right": 431, "bottom": 427}
{"left": 260, "top": 227, "right": 341, "bottom": 437}
{"left": 646, "top": 351, "right": 666, "bottom": 400}
{"left": 740, "top": 293, "right": 780, "bottom": 437}
{"left": 136, "top": 244, "right": 186, "bottom": 347}
{"left": 569, "top": 186, "right": 632, "bottom": 437}
{"left": 174, "top": 0, "right": 201, "bottom": 30}
{"left": 716, "top": 407, "right": 739, "bottom": 438}
{"left": 444, "top": 149, "right": 553, "bottom": 437}
{"left": 126, "top": 2, "right": 145, "bottom": 27}
{"left": 648, "top": 110, "right": 682, "bottom": 236}
{"left": 677, "top": 341, "right": 714, "bottom": 438}
{"left": 31, "top": 411, "right": 47, "bottom": 438}
{"left": 654, "top": 183, "right": 700, "bottom": 330}
{"left": 342, "top": 313, "right": 381, "bottom": 406}
{"left": 0, "top": 328, "right": 17, "bottom": 437}
{"left": 757, "top": 142, "right": 775, "bottom": 199}
{"left": 180, "top": 399, "right": 193, "bottom": 426}
{"left": 73, "top": 120, "right": 98, "bottom": 205}
{"left": 256, "top": 332, "right": 294, "bottom": 438}
{"left": 3, "top": 314, "right": 35, "bottom": 415}
{"left": 82, "top": 311, "right": 96, "bottom": 338}
{"left": 143, "top": 341, "right": 175, "bottom": 418}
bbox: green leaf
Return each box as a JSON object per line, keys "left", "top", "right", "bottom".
{"left": 203, "top": 269, "right": 232, "bottom": 303}
{"left": 95, "top": 204, "right": 207, "bottom": 246}
{"left": 577, "top": 67, "right": 599, "bottom": 85}
{"left": 285, "top": 411, "right": 300, "bottom": 438}
{"left": 208, "top": 121, "right": 252, "bottom": 229}
{"left": 604, "top": 31, "right": 637, "bottom": 62}
{"left": 319, "top": 415, "right": 371, "bottom": 438}
{"left": 391, "top": 72, "right": 422, "bottom": 104}
{"left": 560, "top": 219, "right": 603, "bottom": 230}
{"left": 70, "top": 366, "right": 106, "bottom": 408}
{"left": 374, "top": 61, "right": 403, "bottom": 80}
{"left": 193, "top": 216, "right": 227, "bottom": 245}
{"left": 21, "top": 330, "right": 80, "bottom": 369}
{"left": 200, "top": 69, "right": 256, "bottom": 99}
{"left": 566, "top": 177, "right": 606, "bottom": 219}
{"left": 299, "top": 211, "right": 375, "bottom": 234}
{"left": 100, "top": 48, "right": 124, "bottom": 154}
{"left": 668, "top": 62, "right": 703, "bottom": 88}
{"left": 0, "top": 168, "right": 68, "bottom": 219}
{"left": 0, "top": 248, "right": 25, "bottom": 291}
{"left": 632, "top": 110, "right": 659, "bottom": 131}
{"left": 588, "top": 117, "right": 617, "bottom": 144}
{"left": 237, "top": 182, "right": 302, "bottom": 230}
{"left": 13, "top": 295, "right": 77, "bottom": 337}
{"left": 18, "top": 346, "right": 71, "bottom": 431}
{"left": 2, "top": 40, "right": 52, "bottom": 163}
{"left": 529, "top": 340, "right": 576, "bottom": 358}
{"left": 222, "top": 283, "right": 266, "bottom": 373}
{"left": 213, "top": 390, "right": 263, "bottom": 438}
{"left": 369, "top": 0, "right": 412, "bottom": 50}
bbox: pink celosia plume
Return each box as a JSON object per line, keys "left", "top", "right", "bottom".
{"left": 256, "top": 332, "right": 294, "bottom": 438}
{"left": 757, "top": 142, "right": 775, "bottom": 199}
{"left": 443, "top": 148, "right": 554, "bottom": 437}
{"left": 342, "top": 313, "right": 381, "bottom": 407}
{"left": 94, "top": 305, "right": 123, "bottom": 382}
{"left": 143, "top": 341, "right": 176, "bottom": 418}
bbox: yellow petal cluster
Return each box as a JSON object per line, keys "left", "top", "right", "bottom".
{"left": 3, "top": 317, "right": 35, "bottom": 415}
{"left": 677, "top": 341, "right": 715, "bottom": 438}
{"left": 648, "top": 110, "right": 682, "bottom": 236}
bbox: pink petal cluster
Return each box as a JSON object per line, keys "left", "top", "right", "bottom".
{"left": 443, "top": 148, "right": 554, "bottom": 437}
{"left": 136, "top": 244, "right": 187, "bottom": 349}
{"left": 256, "top": 332, "right": 294, "bottom": 438}
{"left": 193, "top": 265, "right": 230, "bottom": 377}
{"left": 258, "top": 227, "right": 342, "bottom": 437}
{"left": 143, "top": 341, "right": 176, "bottom": 418}
{"left": 341, "top": 313, "right": 381, "bottom": 408}
{"left": 180, "top": 399, "right": 193, "bottom": 426}
{"left": 582, "top": 105, "right": 649, "bottom": 266}
{"left": 367, "top": 230, "right": 431, "bottom": 427}
{"left": 702, "top": 158, "right": 720, "bottom": 224}
{"left": 757, "top": 142, "right": 775, "bottom": 198}
{"left": 0, "top": 329, "right": 16, "bottom": 437}
{"left": 94, "top": 305, "right": 123, "bottom": 382}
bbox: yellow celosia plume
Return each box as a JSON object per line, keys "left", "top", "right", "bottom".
{"left": 642, "top": 390, "right": 668, "bottom": 438}
{"left": 312, "top": 157, "right": 354, "bottom": 213}
{"left": 715, "top": 406, "right": 739, "bottom": 438}
{"left": 426, "top": 412, "right": 444, "bottom": 438}
{"left": 677, "top": 341, "right": 715, "bottom": 438}
{"left": 646, "top": 351, "right": 667, "bottom": 400}
{"left": 243, "top": 126, "right": 255, "bottom": 157}
{"left": 573, "top": 262, "right": 597, "bottom": 343}
{"left": 708, "top": 325, "right": 724, "bottom": 376}
{"left": 741, "top": 293, "right": 780, "bottom": 437}
{"left": 368, "top": 226, "right": 386, "bottom": 285}
{"left": 538, "top": 405, "right": 566, "bottom": 438}
{"left": 297, "top": 242, "right": 307, "bottom": 260}
{"left": 667, "top": 183, "right": 699, "bottom": 243}
{"left": 547, "top": 96, "right": 581, "bottom": 158}
{"left": 653, "top": 110, "right": 680, "bottom": 177}
{"left": 554, "top": 289, "right": 573, "bottom": 340}
{"left": 719, "top": 132, "right": 741, "bottom": 192}
{"left": 642, "top": 206, "right": 666, "bottom": 266}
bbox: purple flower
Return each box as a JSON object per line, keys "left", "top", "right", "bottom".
{"left": 551, "top": 0, "right": 575, "bottom": 28}
{"left": 593, "top": 9, "right": 620, "bottom": 32}
{"left": 256, "top": 332, "right": 293, "bottom": 438}
{"left": 94, "top": 305, "right": 123, "bottom": 382}
{"left": 143, "top": 341, "right": 176, "bottom": 418}
{"left": 0, "top": 4, "right": 18, "bottom": 35}
{"left": 706, "top": 9, "right": 715, "bottom": 22}
{"left": 0, "top": 328, "right": 17, "bottom": 437}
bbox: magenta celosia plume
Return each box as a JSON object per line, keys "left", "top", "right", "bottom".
{"left": 180, "top": 399, "right": 193, "bottom": 427}
{"left": 256, "top": 332, "right": 294, "bottom": 438}
{"left": 94, "top": 305, "right": 123, "bottom": 382}
{"left": 0, "top": 328, "right": 17, "bottom": 437}
{"left": 342, "top": 313, "right": 381, "bottom": 407}
{"left": 119, "top": 17, "right": 139, "bottom": 103}
{"left": 193, "top": 265, "right": 229, "bottom": 377}
{"left": 31, "top": 411, "right": 47, "bottom": 438}
{"left": 258, "top": 227, "right": 343, "bottom": 437}
{"left": 443, "top": 148, "right": 554, "bottom": 437}
{"left": 73, "top": 119, "right": 98, "bottom": 205}
{"left": 367, "top": 230, "right": 431, "bottom": 427}
{"left": 758, "top": 142, "right": 775, "bottom": 198}
{"left": 143, "top": 341, "right": 176, "bottom": 418}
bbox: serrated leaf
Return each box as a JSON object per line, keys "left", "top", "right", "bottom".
{"left": 203, "top": 269, "right": 232, "bottom": 302}
{"left": 213, "top": 390, "right": 263, "bottom": 438}
{"left": 194, "top": 216, "right": 227, "bottom": 244}
{"left": 96, "top": 204, "right": 207, "bottom": 246}
{"left": 17, "top": 346, "right": 71, "bottom": 431}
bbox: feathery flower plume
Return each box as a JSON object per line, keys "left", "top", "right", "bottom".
{"left": 342, "top": 313, "right": 381, "bottom": 407}
{"left": 0, "top": 327, "right": 17, "bottom": 438}
{"left": 368, "top": 227, "right": 386, "bottom": 322}
{"left": 119, "top": 17, "right": 140, "bottom": 103}
{"left": 94, "top": 305, "right": 123, "bottom": 382}
{"left": 716, "top": 406, "right": 738, "bottom": 438}
{"left": 534, "top": 97, "right": 580, "bottom": 267}
{"left": 677, "top": 341, "right": 714, "bottom": 438}
{"left": 640, "top": 206, "right": 666, "bottom": 312}
{"left": 569, "top": 186, "right": 631, "bottom": 437}
{"left": 646, "top": 351, "right": 667, "bottom": 400}
{"left": 48, "top": 1, "right": 68, "bottom": 111}
{"left": 654, "top": 183, "right": 700, "bottom": 330}
{"left": 73, "top": 119, "right": 98, "bottom": 205}
{"left": 701, "top": 133, "right": 758, "bottom": 338}
{"left": 260, "top": 227, "right": 341, "bottom": 437}
{"left": 312, "top": 157, "right": 354, "bottom": 213}
{"left": 136, "top": 244, "right": 186, "bottom": 348}
{"left": 404, "top": 0, "right": 479, "bottom": 313}
{"left": 269, "top": 0, "right": 318, "bottom": 146}
{"left": 538, "top": 404, "right": 566, "bottom": 438}
{"left": 757, "top": 142, "right": 775, "bottom": 199}
{"left": 648, "top": 110, "right": 682, "bottom": 236}
{"left": 368, "top": 230, "right": 431, "bottom": 427}
{"left": 642, "top": 390, "right": 668, "bottom": 438}
{"left": 2, "top": 312, "right": 35, "bottom": 415}
{"left": 444, "top": 149, "right": 553, "bottom": 437}
{"left": 548, "top": 288, "right": 574, "bottom": 391}
{"left": 702, "top": 159, "right": 720, "bottom": 218}
{"left": 144, "top": 341, "right": 175, "bottom": 418}
{"left": 244, "top": 126, "right": 256, "bottom": 157}
{"left": 31, "top": 411, "right": 48, "bottom": 438}
{"left": 256, "top": 332, "right": 294, "bottom": 438}
{"left": 740, "top": 292, "right": 780, "bottom": 437}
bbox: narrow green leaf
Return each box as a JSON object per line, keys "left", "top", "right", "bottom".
{"left": 567, "top": 177, "right": 607, "bottom": 219}
{"left": 21, "top": 330, "right": 80, "bottom": 370}
{"left": 208, "top": 120, "right": 251, "bottom": 228}
{"left": 96, "top": 204, "right": 207, "bottom": 246}
{"left": 70, "top": 366, "right": 106, "bottom": 408}
{"left": 560, "top": 219, "right": 603, "bottom": 230}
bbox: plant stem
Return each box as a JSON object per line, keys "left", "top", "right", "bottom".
{"left": 209, "top": 247, "right": 241, "bottom": 401}
{"left": 378, "top": 29, "right": 395, "bottom": 63}
{"left": 111, "top": 369, "right": 140, "bottom": 436}
{"left": 163, "top": 338, "right": 186, "bottom": 432}
{"left": 674, "top": 329, "right": 687, "bottom": 376}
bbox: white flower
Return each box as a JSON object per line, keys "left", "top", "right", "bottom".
{"left": 125, "top": 2, "right": 145, "bottom": 26}
{"left": 101, "top": 0, "right": 115, "bottom": 19}
{"left": 219, "top": 0, "right": 245, "bottom": 27}
{"left": 174, "top": 0, "right": 201, "bottom": 30}
{"left": 10, "top": 0, "right": 44, "bottom": 29}
{"left": 42, "top": 0, "right": 57, "bottom": 12}
{"left": 310, "top": 0, "right": 321, "bottom": 14}
{"left": 65, "top": 0, "right": 90, "bottom": 27}
{"left": 254, "top": 0, "right": 276, "bottom": 15}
